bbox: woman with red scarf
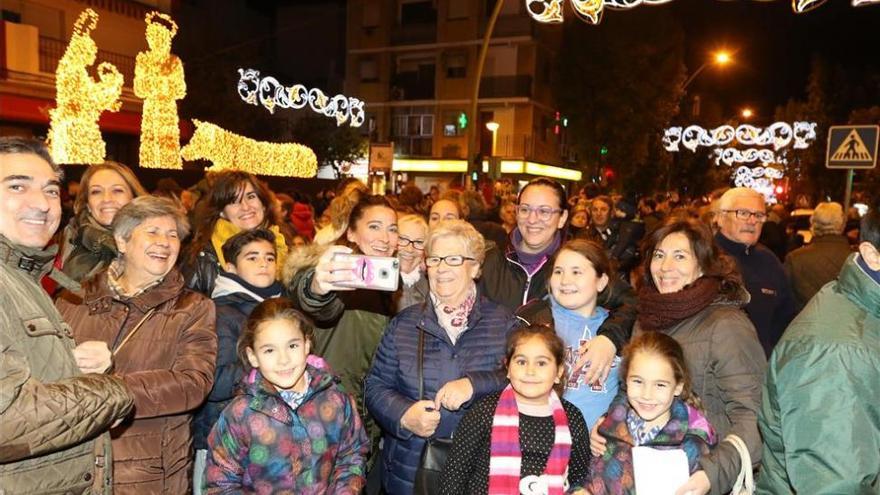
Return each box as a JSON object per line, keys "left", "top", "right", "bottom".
{"left": 591, "top": 218, "right": 766, "bottom": 495}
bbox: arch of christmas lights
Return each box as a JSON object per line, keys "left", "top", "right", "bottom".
{"left": 663, "top": 122, "right": 817, "bottom": 153}
{"left": 526, "top": 0, "right": 879, "bottom": 24}
{"left": 237, "top": 68, "right": 365, "bottom": 127}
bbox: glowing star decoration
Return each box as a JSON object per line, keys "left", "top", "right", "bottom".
{"left": 572, "top": 0, "right": 605, "bottom": 24}
{"left": 134, "top": 12, "right": 186, "bottom": 169}
{"left": 526, "top": 0, "right": 672, "bottom": 24}
{"left": 527, "top": 0, "right": 877, "bottom": 23}
{"left": 180, "top": 120, "right": 318, "bottom": 178}
{"left": 237, "top": 69, "right": 365, "bottom": 127}
{"left": 47, "top": 9, "right": 123, "bottom": 164}
{"left": 526, "top": 0, "right": 565, "bottom": 23}
{"left": 793, "top": 0, "right": 826, "bottom": 12}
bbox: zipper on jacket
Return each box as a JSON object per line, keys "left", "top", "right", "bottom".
{"left": 506, "top": 253, "right": 548, "bottom": 306}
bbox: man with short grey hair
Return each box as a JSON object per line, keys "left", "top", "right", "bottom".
{"left": 0, "top": 136, "right": 134, "bottom": 494}
{"left": 715, "top": 187, "right": 795, "bottom": 356}
{"left": 784, "top": 202, "right": 852, "bottom": 310}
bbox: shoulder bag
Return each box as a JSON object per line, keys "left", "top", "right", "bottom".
{"left": 412, "top": 328, "right": 453, "bottom": 495}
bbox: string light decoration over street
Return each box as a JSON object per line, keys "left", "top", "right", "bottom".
{"left": 48, "top": 9, "right": 123, "bottom": 164}
{"left": 134, "top": 11, "right": 186, "bottom": 169}
{"left": 237, "top": 69, "right": 365, "bottom": 127}
{"left": 180, "top": 120, "right": 318, "bottom": 177}
{"left": 525, "top": 0, "right": 879, "bottom": 24}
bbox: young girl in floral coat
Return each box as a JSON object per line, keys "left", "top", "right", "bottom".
{"left": 579, "top": 332, "right": 716, "bottom": 495}
{"left": 204, "top": 298, "right": 368, "bottom": 494}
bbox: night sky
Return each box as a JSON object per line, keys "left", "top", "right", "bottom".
{"left": 623, "top": 0, "right": 879, "bottom": 118}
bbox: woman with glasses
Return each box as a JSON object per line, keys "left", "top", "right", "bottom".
{"left": 479, "top": 178, "right": 638, "bottom": 386}
{"left": 365, "top": 220, "right": 517, "bottom": 494}
{"left": 394, "top": 214, "right": 429, "bottom": 313}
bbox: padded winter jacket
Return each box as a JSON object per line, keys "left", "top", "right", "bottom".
{"left": 57, "top": 268, "right": 217, "bottom": 494}
{"left": 632, "top": 283, "right": 766, "bottom": 495}
{"left": 0, "top": 235, "right": 133, "bottom": 495}
{"left": 364, "top": 292, "right": 517, "bottom": 494}
{"left": 758, "top": 254, "right": 880, "bottom": 494}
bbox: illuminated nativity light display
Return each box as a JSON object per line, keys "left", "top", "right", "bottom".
{"left": 237, "top": 69, "right": 365, "bottom": 127}
{"left": 180, "top": 120, "right": 318, "bottom": 178}
{"left": 48, "top": 9, "right": 123, "bottom": 165}
{"left": 134, "top": 11, "right": 186, "bottom": 169}
{"left": 525, "top": 0, "right": 879, "bottom": 24}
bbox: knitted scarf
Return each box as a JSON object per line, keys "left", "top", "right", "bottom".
{"left": 488, "top": 384, "right": 571, "bottom": 495}
{"left": 637, "top": 276, "right": 721, "bottom": 331}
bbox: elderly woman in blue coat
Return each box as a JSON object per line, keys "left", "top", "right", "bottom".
{"left": 365, "top": 220, "right": 517, "bottom": 494}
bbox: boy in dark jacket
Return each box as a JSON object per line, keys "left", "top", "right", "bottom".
{"left": 192, "top": 229, "right": 283, "bottom": 493}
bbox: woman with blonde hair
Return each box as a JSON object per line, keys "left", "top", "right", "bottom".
{"left": 59, "top": 161, "right": 148, "bottom": 283}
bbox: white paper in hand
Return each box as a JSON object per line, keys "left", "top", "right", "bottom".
{"left": 632, "top": 446, "right": 689, "bottom": 495}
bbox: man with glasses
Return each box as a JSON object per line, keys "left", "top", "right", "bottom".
{"left": 715, "top": 187, "right": 795, "bottom": 356}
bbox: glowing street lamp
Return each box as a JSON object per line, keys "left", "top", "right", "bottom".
{"left": 682, "top": 49, "right": 735, "bottom": 91}
{"left": 486, "top": 121, "right": 500, "bottom": 156}
{"left": 741, "top": 107, "right": 754, "bottom": 119}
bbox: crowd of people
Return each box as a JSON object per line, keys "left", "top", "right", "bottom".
{"left": 1, "top": 134, "right": 878, "bottom": 495}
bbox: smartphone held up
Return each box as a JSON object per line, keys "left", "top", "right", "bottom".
{"left": 332, "top": 253, "right": 400, "bottom": 291}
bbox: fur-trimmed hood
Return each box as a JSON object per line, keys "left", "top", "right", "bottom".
{"left": 281, "top": 243, "right": 327, "bottom": 288}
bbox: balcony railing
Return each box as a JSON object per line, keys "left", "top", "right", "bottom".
{"left": 390, "top": 22, "right": 437, "bottom": 45}
{"left": 39, "top": 36, "right": 136, "bottom": 85}
{"left": 479, "top": 75, "right": 532, "bottom": 98}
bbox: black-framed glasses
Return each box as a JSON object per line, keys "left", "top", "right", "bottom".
{"left": 425, "top": 255, "right": 476, "bottom": 267}
{"left": 723, "top": 209, "right": 768, "bottom": 222}
{"left": 516, "top": 204, "right": 563, "bottom": 221}
{"left": 398, "top": 236, "right": 425, "bottom": 250}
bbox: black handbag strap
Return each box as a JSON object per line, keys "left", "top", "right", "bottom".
{"left": 417, "top": 328, "right": 425, "bottom": 401}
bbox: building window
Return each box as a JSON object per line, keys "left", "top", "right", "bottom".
{"left": 445, "top": 52, "right": 467, "bottom": 79}
{"left": 400, "top": 0, "right": 436, "bottom": 24}
{"left": 448, "top": 0, "right": 469, "bottom": 19}
{"left": 362, "top": 0, "right": 380, "bottom": 27}
{"left": 359, "top": 58, "right": 379, "bottom": 82}
{"left": 392, "top": 107, "right": 434, "bottom": 157}
{"left": 442, "top": 110, "right": 465, "bottom": 136}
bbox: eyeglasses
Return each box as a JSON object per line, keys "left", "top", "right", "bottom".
{"left": 425, "top": 255, "right": 476, "bottom": 267}
{"left": 516, "top": 204, "right": 563, "bottom": 221}
{"left": 723, "top": 209, "right": 768, "bottom": 222}
{"left": 398, "top": 236, "right": 425, "bottom": 250}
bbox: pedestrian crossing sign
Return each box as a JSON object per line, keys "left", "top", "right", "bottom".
{"left": 826, "top": 125, "right": 878, "bottom": 169}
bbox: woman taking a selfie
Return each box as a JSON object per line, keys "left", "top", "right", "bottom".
{"left": 365, "top": 220, "right": 517, "bottom": 494}
{"left": 284, "top": 195, "right": 399, "bottom": 458}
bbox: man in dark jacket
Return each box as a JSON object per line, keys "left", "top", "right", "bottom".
{"left": 0, "top": 137, "right": 134, "bottom": 494}
{"left": 784, "top": 201, "right": 852, "bottom": 310}
{"left": 715, "top": 187, "right": 796, "bottom": 356}
{"left": 192, "top": 228, "right": 283, "bottom": 494}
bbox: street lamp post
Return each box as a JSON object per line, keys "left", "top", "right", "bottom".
{"left": 682, "top": 50, "right": 732, "bottom": 91}
{"left": 668, "top": 50, "right": 734, "bottom": 191}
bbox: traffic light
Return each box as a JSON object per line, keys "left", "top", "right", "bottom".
{"left": 458, "top": 112, "right": 468, "bottom": 129}
{"left": 600, "top": 146, "right": 608, "bottom": 156}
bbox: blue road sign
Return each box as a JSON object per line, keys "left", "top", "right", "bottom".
{"left": 826, "top": 125, "right": 878, "bottom": 169}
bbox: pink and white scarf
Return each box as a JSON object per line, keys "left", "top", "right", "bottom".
{"left": 488, "top": 384, "right": 571, "bottom": 495}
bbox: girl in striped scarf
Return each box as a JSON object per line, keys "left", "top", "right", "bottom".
{"left": 439, "top": 324, "right": 591, "bottom": 494}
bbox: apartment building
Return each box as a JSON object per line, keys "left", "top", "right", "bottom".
{"left": 345, "top": 0, "right": 582, "bottom": 191}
